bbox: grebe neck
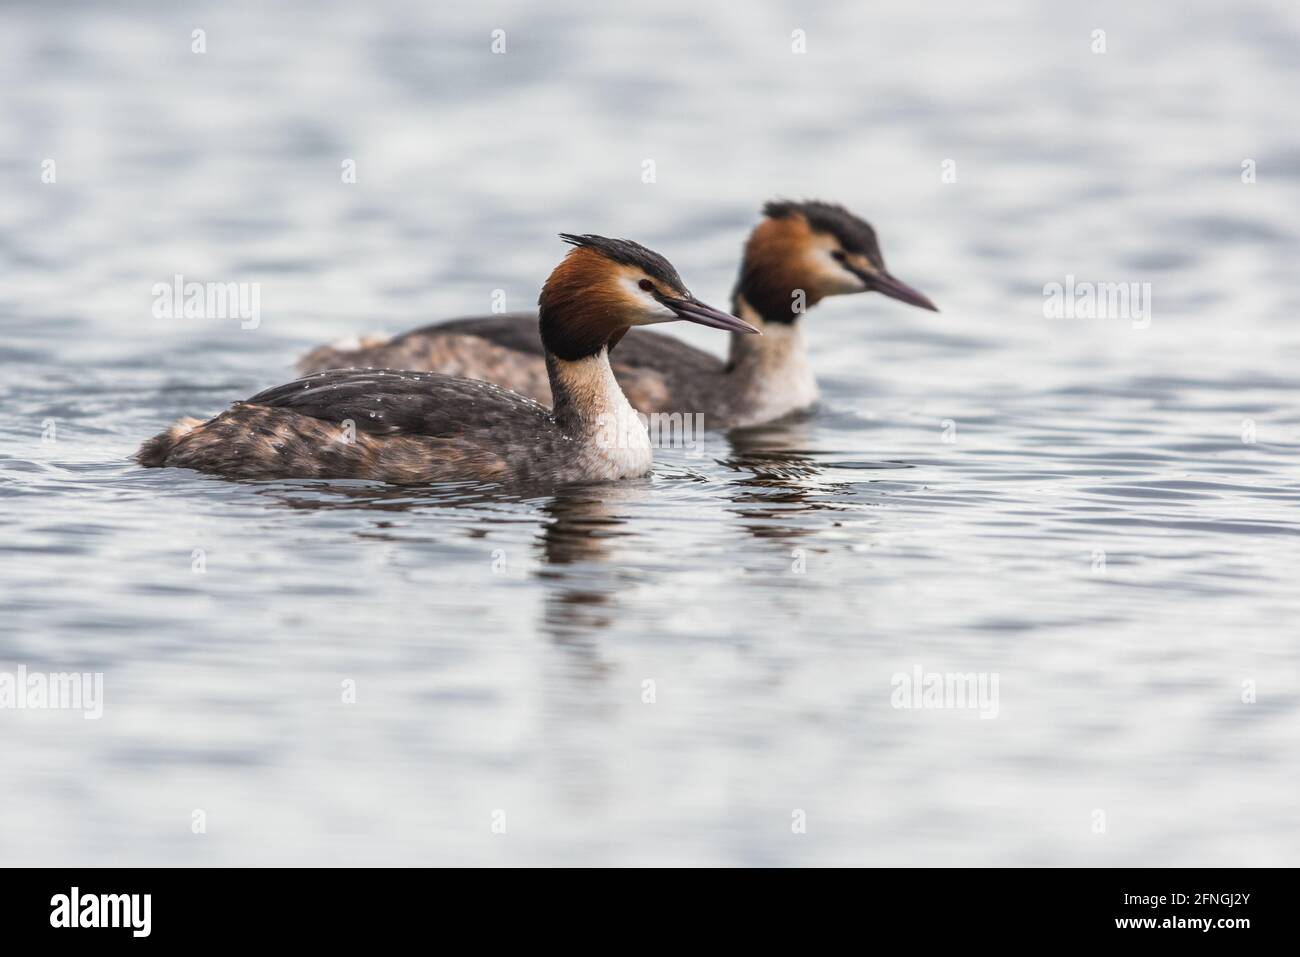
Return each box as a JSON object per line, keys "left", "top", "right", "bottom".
{"left": 546, "top": 346, "right": 652, "bottom": 477}
{"left": 722, "top": 295, "right": 819, "bottom": 424}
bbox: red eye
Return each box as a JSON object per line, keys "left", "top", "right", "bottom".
{"left": 638, "top": 279, "right": 655, "bottom": 292}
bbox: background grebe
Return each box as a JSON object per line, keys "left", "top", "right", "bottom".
{"left": 136, "top": 235, "right": 757, "bottom": 484}
{"left": 298, "top": 201, "right": 937, "bottom": 428}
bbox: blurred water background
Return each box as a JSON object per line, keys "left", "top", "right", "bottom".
{"left": 1, "top": 0, "right": 1299, "bottom": 865}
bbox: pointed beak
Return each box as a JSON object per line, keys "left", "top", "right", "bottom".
{"left": 663, "top": 296, "right": 761, "bottom": 334}
{"left": 862, "top": 270, "right": 939, "bottom": 312}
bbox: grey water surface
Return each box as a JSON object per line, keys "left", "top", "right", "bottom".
{"left": 1, "top": 0, "right": 1299, "bottom": 865}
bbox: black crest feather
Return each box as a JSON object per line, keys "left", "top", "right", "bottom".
{"left": 558, "top": 234, "right": 686, "bottom": 292}
{"left": 762, "top": 200, "right": 884, "bottom": 268}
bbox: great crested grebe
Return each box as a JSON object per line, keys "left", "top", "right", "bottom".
{"left": 298, "top": 201, "right": 937, "bottom": 428}
{"left": 136, "top": 235, "right": 757, "bottom": 484}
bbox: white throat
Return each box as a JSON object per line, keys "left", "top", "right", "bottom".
{"left": 725, "top": 297, "right": 820, "bottom": 426}
{"left": 549, "top": 348, "right": 653, "bottom": 479}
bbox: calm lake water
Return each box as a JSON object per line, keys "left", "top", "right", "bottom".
{"left": 2, "top": 0, "right": 1299, "bottom": 865}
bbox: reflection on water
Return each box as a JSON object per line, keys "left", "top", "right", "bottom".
{"left": 719, "top": 422, "right": 870, "bottom": 544}
{"left": 536, "top": 484, "right": 641, "bottom": 641}
{"left": 2, "top": 0, "right": 1300, "bottom": 865}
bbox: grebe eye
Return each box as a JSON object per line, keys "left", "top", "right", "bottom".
{"left": 638, "top": 279, "right": 655, "bottom": 292}
{"left": 831, "top": 250, "right": 847, "bottom": 262}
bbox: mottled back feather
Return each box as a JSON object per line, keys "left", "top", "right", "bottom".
{"left": 397, "top": 315, "right": 721, "bottom": 375}
{"left": 393, "top": 314, "right": 548, "bottom": 358}
{"left": 248, "top": 369, "right": 556, "bottom": 438}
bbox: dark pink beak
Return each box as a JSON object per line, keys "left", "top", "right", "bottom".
{"left": 849, "top": 265, "right": 938, "bottom": 312}
{"left": 662, "top": 296, "right": 761, "bottom": 334}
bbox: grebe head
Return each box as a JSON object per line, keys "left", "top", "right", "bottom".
{"left": 740, "top": 200, "right": 938, "bottom": 321}
{"left": 539, "top": 233, "right": 757, "bottom": 361}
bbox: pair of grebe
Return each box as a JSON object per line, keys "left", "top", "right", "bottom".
{"left": 138, "top": 202, "right": 937, "bottom": 485}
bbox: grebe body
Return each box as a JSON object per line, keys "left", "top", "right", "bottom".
{"left": 138, "top": 236, "right": 756, "bottom": 484}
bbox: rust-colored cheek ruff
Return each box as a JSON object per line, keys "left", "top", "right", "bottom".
{"left": 538, "top": 248, "right": 631, "bottom": 361}
{"left": 735, "top": 215, "right": 824, "bottom": 323}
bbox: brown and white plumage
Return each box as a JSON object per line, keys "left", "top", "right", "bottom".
{"left": 137, "top": 235, "right": 757, "bottom": 485}
{"left": 298, "top": 201, "right": 938, "bottom": 428}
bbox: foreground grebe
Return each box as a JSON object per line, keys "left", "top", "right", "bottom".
{"left": 136, "top": 235, "right": 757, "bottom": 484}
{"left": 298, "top": 201, "right": 937, "bottom": 428}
